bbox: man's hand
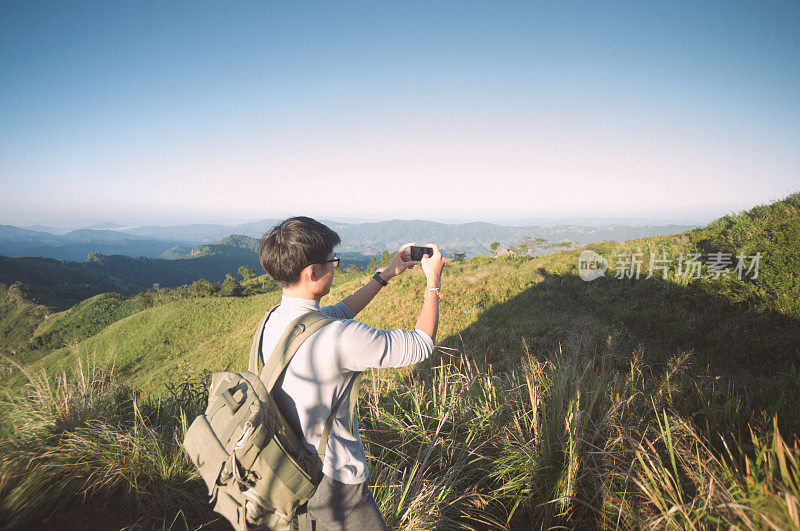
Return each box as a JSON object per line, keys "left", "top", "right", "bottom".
{"left": 379, "top": 242, "right": 418, "bottom": 281}
{"left": 420, "top": 243, "right": 444, "bottom": 285}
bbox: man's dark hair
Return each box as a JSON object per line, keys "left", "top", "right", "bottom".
{"left": 259, "top": 216, "right": 341, "bottom": 287}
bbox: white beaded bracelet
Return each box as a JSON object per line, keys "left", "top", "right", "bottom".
{"left": 424, "top": 287, "right": 441, "bottom": 298}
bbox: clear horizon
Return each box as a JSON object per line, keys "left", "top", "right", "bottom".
{"left": 2, "top": 2, "right": 798, "bottom": 227}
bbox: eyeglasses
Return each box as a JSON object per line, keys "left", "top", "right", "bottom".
{"left": 315, "top": 256, "right": 340, "bottom": 268}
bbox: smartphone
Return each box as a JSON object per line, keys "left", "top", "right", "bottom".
{"left": 410, "top": 246, "right": 433, "bottom": 261}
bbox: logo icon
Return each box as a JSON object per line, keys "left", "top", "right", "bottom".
{"left": 578, "top": 250, "right": 608, "bottom": 281}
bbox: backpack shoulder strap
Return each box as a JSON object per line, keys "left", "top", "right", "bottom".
{"left": 248, "top": 305, "right": 280, "bottom": 374}
{"left": 318, "top": 370, "right": 360, "bottom": 459}
{"left": 259, "top": 310, "right": 334, "bottom": 389}
{"left": 249, "top": 306, "right": 363, "bottom": 457}
{"left": 348, "top": 372, "right": 363, "bottom": 432}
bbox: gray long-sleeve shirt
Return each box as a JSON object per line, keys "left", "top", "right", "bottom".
{"left": 261, "top": 295, "right": 435, "bottom": 484}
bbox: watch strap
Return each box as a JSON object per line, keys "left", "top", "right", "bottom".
{"left": 372, "top": 271, "right": 388, "bottom": 286}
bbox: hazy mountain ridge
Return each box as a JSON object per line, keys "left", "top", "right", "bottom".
{"left": 0, "top": 234, "right": 373, "bottom": 313}
{"left": 3, "top": 220, "right": 698, "bottom": 261}
{"left": 184, "top": 235, "right": 259, "bottom": 257}
{"left": 120, "top": 223, "right": 271, "bottom": 244}
{"left": 0, "top": 226, "right": 182, "bottom": 261}
{"left": 180, "top": 235, "right": 372, "bottom": 271}
{"left": 332, "top": 219, "right": 695, "bottom": 256}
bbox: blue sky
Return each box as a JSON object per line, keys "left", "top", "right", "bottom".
{"left": 1, "top": 1, "right": 798, "bottom": 227}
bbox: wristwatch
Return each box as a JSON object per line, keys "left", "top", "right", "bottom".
{"left": 372, "top": 271, "right": 388, "bottom": 287}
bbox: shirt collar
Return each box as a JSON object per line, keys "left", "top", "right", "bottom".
{"left": 280, "top": 295, "right": 321, "bottom": 311}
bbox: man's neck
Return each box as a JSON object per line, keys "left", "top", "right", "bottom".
{"left": 282, "top": 286, "right": 322, "bottom": 302}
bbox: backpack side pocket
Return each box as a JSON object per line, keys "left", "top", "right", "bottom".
{"left": 183, "top": 414, "right": 229, "bottom": 495}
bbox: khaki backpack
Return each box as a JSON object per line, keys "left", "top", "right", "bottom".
{"left": 183, "top": 306, "right": 361, "bottom": 530}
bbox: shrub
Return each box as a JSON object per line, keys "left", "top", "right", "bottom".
{"left": 238, "top": 265, "right": 258, "bottom": 281}
{"left": 188, "top": 278, "right": 218, "bottom": 297}
{"left": 218, "top": 274, "right": 242, "bottom": 297}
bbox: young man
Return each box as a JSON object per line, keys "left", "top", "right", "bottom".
{"left": 258, "top": 216, "right": 444, "bottom": 530}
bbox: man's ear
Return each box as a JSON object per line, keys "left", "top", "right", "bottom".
{"left": 307, "top": 264, "right": 319, "bottom": 282}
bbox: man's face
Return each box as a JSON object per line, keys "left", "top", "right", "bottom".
{"left": 319, "top": 251, "right": 336, "bottom": 295}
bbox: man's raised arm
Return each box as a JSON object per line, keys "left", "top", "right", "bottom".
{"left": 414, "top": 243, "right": 443, "bottom": 342}
{"left": 341, "top": 242, "right": 418, "bottom": 315}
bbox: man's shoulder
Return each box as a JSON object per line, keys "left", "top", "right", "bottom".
{"left": 314, "top": 317, "right": 381, "bottom": 342}
{"left": 318, "top": 316, "right": 366, "bottom": 331}
{"left": 319, "top": 300, "right": 356, "bottom": 320}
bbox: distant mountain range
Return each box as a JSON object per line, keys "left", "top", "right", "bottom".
{"left": 330, "top": 220, "right": 696, "bottom": 257}
{"left": 0, "top": 220, "right": 696, "bottom": 310}
{"left": 0, "top": 234, "right": 370, "bottom": 310}
{"left": 0, "top": 225, "right": 183, "bottom": 261}
{"left": 2, "top": 219, "right": 699, "bottom": 261}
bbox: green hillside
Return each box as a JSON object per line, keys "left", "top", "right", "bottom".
{"left": 26, "top": 292, "right": 168, "bottom": 362}
{"left": 12, "top": 293, "right": 279, "bottom": 395}
{"left": 0, "top": 271, "right": 281, "bottom": 377}
{"left": 1, "top": 192, "right": 798, "bottom": 529}
{"left": 0, "top": 250, "right": 279, "bottom": 312}
{"left": 0, "top": 283, "right": 50, "bottom": 362}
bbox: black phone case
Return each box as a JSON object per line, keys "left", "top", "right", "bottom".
{"left": 410, "top": 246, "right": 433, "bottom": 261}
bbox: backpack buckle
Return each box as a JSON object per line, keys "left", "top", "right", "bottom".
{"left": 219, "top": 387, "right": 244, "bottom": 413}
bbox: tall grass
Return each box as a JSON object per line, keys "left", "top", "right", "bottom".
{"left": 362, "top": 350, "right": 507, "bottom": 529}
{"left": 1, "top": 335, "right": 798, "bottom": 529}
{"left": 360, "top": 335, "right": 800, "bottom": 529}
{"left": 0, "top": 349, "right": 216, "bottom": 529}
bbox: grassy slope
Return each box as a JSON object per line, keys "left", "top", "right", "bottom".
{"left": 2, "top": 192, "right": 800, "bottom": 529}
{"left": 9, "top": 293, "right": 279, "bottom": 396}
{"left": 0, "top": 284, "right": 49, "bottom": 360}
{"left": 1, "top": 273, "right": 280, "bottom": 383}
{"left": 8, "top": 193, "right": 799, "bottom": 418}
{"left": 6, "top": 257, "right": 585, "bottom": 396}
